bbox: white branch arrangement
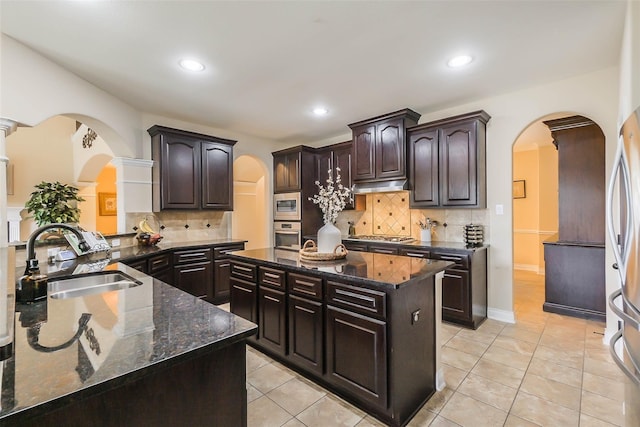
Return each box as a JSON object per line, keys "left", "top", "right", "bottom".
{"left": 309, "top": 168, "right": 353, "bottom": 225}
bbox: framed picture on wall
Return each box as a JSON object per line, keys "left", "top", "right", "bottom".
{"left": 98, "top": 192, "right": 117, "bottom": 216}
{"left": 513, "top": 180, "right": 526, "bottom": 199}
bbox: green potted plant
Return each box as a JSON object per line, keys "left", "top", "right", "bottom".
{"left": 25, "top": 181, "right": 85, "bottom": 226}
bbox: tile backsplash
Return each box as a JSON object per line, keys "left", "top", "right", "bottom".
{"left": 336, "top": 191, "right": 489, "bottom": 243}
{"left": 125, "top": 211, "right": 231, "bottom": 244}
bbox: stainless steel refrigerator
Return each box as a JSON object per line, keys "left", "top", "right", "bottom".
{"left": 607, "top": 107, "right": 640, "bottom": 425}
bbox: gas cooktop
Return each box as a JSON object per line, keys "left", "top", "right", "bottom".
{"left": 347, "top": 235, "right": 415, "bottom": 243}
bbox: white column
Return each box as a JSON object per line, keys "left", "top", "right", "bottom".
{"left": 111, "top": 157, "right": 153, "bottom": 233}
{"left": 76, "top": 182, "right": 98, "bottom": 232}
{"left": 6, "top": 207, "right": 23, "bottom": 242}
{"left": 0, "top": 119, "right": 18, "bottom": 247}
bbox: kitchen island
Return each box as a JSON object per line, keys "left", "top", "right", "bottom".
{"left": 0, "top": 247, "right": 257, "bottom": 427}
{"left": 228, "top": 248, "right": 452, "bottom": 427}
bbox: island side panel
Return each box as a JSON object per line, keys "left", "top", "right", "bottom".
{"left": 387, "top": 275, "right": 436, "bottom": 424}
{"left": 15, "top": 341, "right": 248, "bottom": 427}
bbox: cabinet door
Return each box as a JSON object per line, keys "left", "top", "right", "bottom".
{"left": 326, "top": 305, "right": 387, "bottom": 409}
{"left": 160, "top": 136, "right": 200, "bottom": 209}
{"left": 174, "top": 261, "right": 212, "bottom": 299}
{"left": 230, "top": 278, "right": 257, "bottom": 325}
{"left": 153, "top": 269, "right": 174, "bottom": 286}
{"left": 288, "top": 295, "right": 323, "bottom": 375}
{"left": 258, "top": 287, "right": 287, "bottom": 356}
{"left": 212, "top": 258, "right": 231, "bottom": 304}
{"left": 439, "top": 121, "right": 478, "bottom": 206}
{"left": 441, "top": 268, "right": 471, "bottom": 323}
{"left": 376, "top": 117, "right": 405, "bottom": 179}
{"left": 409, "top": 127, "right": 439, "bottom": 207}
{"left": 333, "top": 145, "right": 354, "bottom": 209}
{"left": 201, "top": 142, "right": 233, "bottom": 210}
{"left": 316, "top": 149, "right": 333, "bottom": 185}
{"left": 274, "top": 152, "right": 301, "bottom": 192}
{"left": 352, "top": 124, "right": 376, "bottom": 181}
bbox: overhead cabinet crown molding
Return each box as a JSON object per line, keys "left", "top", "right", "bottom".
{"left": 148, "top": 125, "right": 236, "bottom": 211}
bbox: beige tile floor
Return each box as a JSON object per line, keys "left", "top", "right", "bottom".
{"left": 234, "top": 270, "right": 627, "bottom": 426}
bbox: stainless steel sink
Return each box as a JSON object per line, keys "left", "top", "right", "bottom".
{"left": 48, "top": 271, "right": 143, "bottom": 299}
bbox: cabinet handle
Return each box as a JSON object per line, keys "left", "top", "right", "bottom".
{"left": 264, "top": 272, "right": 281, "bottom": 279}
{"left": 180, "top": 252, "right": 206, "bottom": 259}
{"left": 264, "top": 294, "right": 281, "bottom": 303}
{"left": 440, "top": 255, "right": 462, "bottom": 261}
{"left": 182, "top": 266, "right": 205, "bottom": 273}
{"left": 444, "top": 273, "right": 462, "bottom": 279}
{"left": 294, "top": 279, "right": 316, "bottom": 288}
{"left": 234, "top": 265, "right": 253, "bottom": 272}
{"left": 219, "top": 263, "right": 230, "bottom": 268}
{"left": 404, "top": 252, "right": 427, "bottom": 258}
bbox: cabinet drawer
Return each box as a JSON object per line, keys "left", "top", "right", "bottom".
{"left": 288, "top": 272, "right": 323, "bottom": 300}
{"left": 259, "top": 267, "right": 286, "bottom": 290}
{"left": 173, "top": 247, "right": 212, "bottom": 265}
{"left": 148, "top": 253, "right": 172, "bottom": 273}
{"left": 430, "top": 252, "right": 469, "bottom": 269}
{"left": 214, "top": 244, "right": 245, "bottom": 259}
{"left": 125, "top": 258, "right": 148, "bottom": 273}
{"left": 326, "top": 281, "right": 386, "bottom": 319}
{"left": 230, "top": 261, "right": 257, "bottom": 282}
{"left": 398, "top": 248, "right": 430, "bottom": 258}
{"left": 343, "top": 241, "right": 368, "bottom": 252}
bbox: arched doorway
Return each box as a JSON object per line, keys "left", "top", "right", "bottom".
{"left": 512, "top": 113, "right": 606, "bottom": 322}
{"left": 233, "top": 155, "right": 268, "bottom": 249}
{"left": 6, "top": 115, "right": 117, "bottom": 240}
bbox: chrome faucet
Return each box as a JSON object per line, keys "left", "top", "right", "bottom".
{"left": 17, "top": 223, "right": 91, "bottom": 303}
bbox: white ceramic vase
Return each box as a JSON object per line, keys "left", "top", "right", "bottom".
{"left": 318, "top": 222, "right": 342, "bottom": 254}
{"left": 420, "top": 228, "right": 432, "bottom": 243}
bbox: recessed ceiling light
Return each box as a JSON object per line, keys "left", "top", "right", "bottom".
{"left": 313, "top": 107, "right": 329, "bottom": 116}
{"left": 447, "top": 55, "right": 473, "bottom": 68}
{"left": 179, "top": 59, "right": 205, "bottom": 72}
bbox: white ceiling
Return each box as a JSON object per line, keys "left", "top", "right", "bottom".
{"left": 0, "top": 0, "right": 627, "bottom": 144}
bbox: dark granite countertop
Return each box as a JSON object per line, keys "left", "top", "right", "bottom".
{"left": 229, "top": 248, "right": 453, "bottom": 290}
{"left": 1, "top": 255, "right": 257, "bottom": 423}
{"left": 304, "top": 235, "right": 488, "bottom": 254}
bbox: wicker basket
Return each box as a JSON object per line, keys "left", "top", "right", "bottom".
{"left": 299, "top": 240, "right": 348, "bottom": 261}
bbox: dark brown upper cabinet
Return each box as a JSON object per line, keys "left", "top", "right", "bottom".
{"left": 408, "top": 111, "right": 490, "bottom": 208}
{"left": 273, "top": 146, "right": 320, "bottom": 194}
{"left": 315, "top": 141, "right": 354, "bottom": 209}
{"left": 148, "top": 125, "right": 236, "bottom": 211}
{"left": 349, "top": 109, "right": 421, "bottom": 183}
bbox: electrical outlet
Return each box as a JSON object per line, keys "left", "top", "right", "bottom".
{"left": 496, "top": 204, "right": 504, "bottom": 215}
{"left": 111, "top": 251, "right": 121, "bottom": 259}
{"left": 111, "top": 238, "right": 120, "bottom": 247}
{"left": 411, "top": 309, "right": 420, "bottom": 324}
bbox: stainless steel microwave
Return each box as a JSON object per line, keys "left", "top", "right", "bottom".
{"left": 274, "top": 192, "right": 301, "bottom": 221}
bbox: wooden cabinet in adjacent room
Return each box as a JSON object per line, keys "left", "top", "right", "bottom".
{"left": 408, "top": 110, "right": 490, "bottom": 208}
{"left": 148, "top": 125, "right": 236, "bottom": 211}
{"left": 349, "top": 109, "right": 421, "bottom": 183}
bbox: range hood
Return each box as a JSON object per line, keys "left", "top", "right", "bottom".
{"left": 352, "top": 179, "right": 408, "bottom": 194}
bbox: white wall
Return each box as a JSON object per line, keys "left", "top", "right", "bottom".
{"left": 0, "top": 35, "right": 142, "bottom": 158}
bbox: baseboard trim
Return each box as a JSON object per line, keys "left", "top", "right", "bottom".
{"left": 543, "top": 302, "right": 606, "bottom": 322}
{"left": 488, "top": 308, "right": 515, "bottom": 324}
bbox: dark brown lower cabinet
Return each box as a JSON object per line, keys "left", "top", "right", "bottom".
{"left": 213, "top": 259, "right": 231, "bottom": 304}
{"left": 258, "top": 287, "right": 287, "bottom": 356}
{"left": 174, "top": 261, "right": 211, "bottom": 299}
{"left": 326, "top": 305, "right": 387, "bottom": 409}
{"left": 288, "top": 295, "right": 323, "bottom": 375}
{"left": 230, "top": 278, "right": 258, "bottom": 326}
{"left": 441, "top": 268, "right": 470, "bottom": 323}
